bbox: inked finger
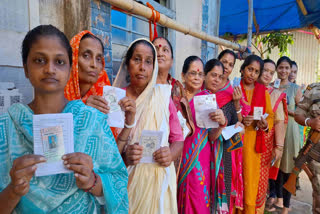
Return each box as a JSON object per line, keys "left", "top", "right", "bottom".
{"left": 13, "top": 155, "right": 46, "bottom": 171}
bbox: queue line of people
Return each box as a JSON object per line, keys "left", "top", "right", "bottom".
{"left": 0, "top": 24, "right": 310, "bottom": 214}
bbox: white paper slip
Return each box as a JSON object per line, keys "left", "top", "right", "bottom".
{"left": 33, "top": 113, "right": 74, "bottom": 177}
{"left": 139, "top": 130, "right": 163, "bottom": 163}
{"left": 177, "top": 111, "right": 190, "bottom": 140}
{"left": 194, "top": 94, "right": 219, "bottom": 129}
{"left": 103, "top": 86, "right": 126, "bottom": 128}
{"left": 274, "top": 79, "right": 281, "bottom": 89}
{"left": 263, "top": 113, "right": 269, "bottom": 119}
{"left": 253, "top": 107, "right": 263, "bottom": 120}
{"left": 222, "top": 125, "right": 243, "bottom": 140}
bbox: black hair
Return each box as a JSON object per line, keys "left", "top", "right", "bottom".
{"left": 182, "top": 56, "right": 204, "bottom": 74}
{"left": 22, "top": 25, "right": 72, "bottom": 65}
{"left": 204, "top": 59, "right": 224, "bottom": 75}
{"left": 240, "top": 55, "right": 264, "bottom": 77}
{"left": 152, "top": 37, "right": 174, "bottom": 59}
{"left": 218, "top": 49, "right": 236, "bottom": 65}
{"left": 276, "top": 56, "right": 292, "bottom": 68}
{"left": 81, "top": 33, "right": 105, "bottom": 54}
{"left": 291, "top": 60, "right": 298, "bottom": 68}
{"left": 263, "top": 59, "right": 276, "bottom": 68}
{"left": 125, "top": 39, "right": 156, "bottom": 68}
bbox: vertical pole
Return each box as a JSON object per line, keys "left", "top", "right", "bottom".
{"left": 212, "top": 0, "right": 221, "bottom": 57}
{"left": 247, "top": 0, "right": 253, "bottom": 50}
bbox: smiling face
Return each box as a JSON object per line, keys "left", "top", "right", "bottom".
{"left": 219, "top": 53, "right": 235, "bottom": 78}
{"left": 289, "top": 64, "right": 298, "bottom": 82}
{"left": 24, "top": 36, "right": 71, "bottom": 94}
{"left": 277, "top": 61, "right": 291, "bottom": 81}
{"left": 77, "top": 37, "right": 104, "bottom": 85}
{"left": 205, "top": 65, "right": 224, "bottom": 93}
{"left": 182, "top": 60, "right": 204, "bottom": 92}
{"left": 128, "top": 43, "right": 154, "bottom": 88}
{"left": 241, "top": 61, "right": 261, "bottom": 86}
{"left": 259, "top": 62, "right": 276, "bottom": 86}
{"left": 153, "top": 38, "right": 173, "bottom": 73}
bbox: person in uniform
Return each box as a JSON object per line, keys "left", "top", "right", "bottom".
{"left": 294, "top": 83, "right": 320, "bottom": 214}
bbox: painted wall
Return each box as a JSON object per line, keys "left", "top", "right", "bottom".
{"left": 174, "top": 0, "right": 203, "bottom": 81}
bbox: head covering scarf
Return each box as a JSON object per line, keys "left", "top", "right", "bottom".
{"left": 64, "top": 30, "right": 111, "bottom": 103}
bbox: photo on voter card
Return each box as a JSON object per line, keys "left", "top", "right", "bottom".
{"left": 40, "top": 126, "right": 65, "bottom": 163}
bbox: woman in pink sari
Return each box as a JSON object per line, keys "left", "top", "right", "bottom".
{"left": 178, "top": 59, "right": 242, "bottom": 214}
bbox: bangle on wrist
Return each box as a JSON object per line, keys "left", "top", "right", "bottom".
{"left": 219, "top": 117, "right": 228, "bottom": 128}
{"left": 236, "top": 108, "right": 242, "bottom": 114}
{"left": 305, "top": 118, "right": 310, "bottom": 127}
{"left": 262, "top": 125, "right": 269, "bottom": 132}
{"left": 84, "top": 171, "right": 98, "bottom": 193}
{"left": 125, "top": 120, "right": 136, "bottom": 129}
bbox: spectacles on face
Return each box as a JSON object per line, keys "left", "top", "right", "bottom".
{"left": 187, "top": 71, "right": 205, "bottom": 78}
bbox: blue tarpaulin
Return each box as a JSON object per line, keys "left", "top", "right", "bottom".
{"left": 219, "top": 0, "right": 320, "bottom": 36}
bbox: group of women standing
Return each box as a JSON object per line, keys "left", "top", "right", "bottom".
{"left": 0, "top": 24, "right": 302, "bottom": 214}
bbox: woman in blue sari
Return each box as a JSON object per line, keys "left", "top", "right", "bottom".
{"left": 0, "top": 25, "right": 129, "bottom": 213}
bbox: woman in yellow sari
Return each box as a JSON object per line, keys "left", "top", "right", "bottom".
{"left": 113, "top": 38, "right": 184, "bottom": 213}
{"left": 236, "top": 55, "right": 274, "bottom": 214}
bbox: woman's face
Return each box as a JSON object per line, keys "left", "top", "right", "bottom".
{"left": 24, "top": 36, "right": 70, "bottom": 94}
{"left": 205, "top": 65, "right": 224, "bottom": 93}
{"left": 277, "top": 61, "right": 291, "bottom": 81}
{"left": 259, "top": 62, "right": 276, "bottom": 85}
{"left": 219, "top": 53, "right": 235, "bottom": 78}
{"left": 153, "top": 38, "right": 173, "bottom": 72}
{"left": 288, "top": 64, "right": 298, "bottom": 82}
{"left": 241, "top": 61, "right": 261, "bottom": 85}
{"left": 182, "top": 60, "right": 204, "bottom": 92}
{"left": 78, "top": 37, "right": 104, "bottom": 85}
{"left": 128, "top": 43, "right": 154, "bottom": 88}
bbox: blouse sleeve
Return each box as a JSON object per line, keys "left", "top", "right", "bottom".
{"left": 274, "top": 101, "right": 285, "bottom": 122}
{"left": 168, "top": 98, "right": 184, "bottom": 143}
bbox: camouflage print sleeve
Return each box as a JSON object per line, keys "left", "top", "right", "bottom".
{"left": 295, "top": 84, "right": 313, "bottom": 117}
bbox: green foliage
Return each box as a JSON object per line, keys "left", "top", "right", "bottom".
{"left": 253, "top": 32, "right": 294, "bottom": 59}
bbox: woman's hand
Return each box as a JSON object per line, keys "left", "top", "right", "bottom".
{"left": 124, "top": 143, "right": 143, "bottom": 166}
{"left": 63, "top": 153, "right": 95, "bottom": 190}
{"left": 234, "top": 122, "right": 245, "bottom": 134}
{"left": 233, "top": 86, "right": 242, "bottom": 102}
{"left": 309, "top": 117, "right": 320, "bottom": 131}
{"left": 119, "top": 97, "right": 136, "bottom": 126}
{"left": 257, "top": 116, "right": 268, "bottom": 130}
{"left": 209, "top": 109, "right": 226, "bottom": 126}
{"left": 243, "top": 115, "right": 254, "bottom": 127}
{"left": 272, "top": 147, "right": 283, "bottom": 163}
{"left": 153, "top": 147, "right": 172, "bottom": 167}
{"left": 9, "top": 155, "right": 46, "bottom": 197}
{"left": 86, "top": 95, "right": 110, "bottom": 114}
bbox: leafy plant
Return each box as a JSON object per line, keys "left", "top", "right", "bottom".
{"left": 252, "top": 32, "right": 294, "bottom": 59}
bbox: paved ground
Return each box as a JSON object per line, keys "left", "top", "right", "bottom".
{"left": 266, "top": 171, "right": 313, "bottom": 214}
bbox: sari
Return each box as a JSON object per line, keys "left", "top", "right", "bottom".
{"left": 177, "top": 90, "right": 223, "bottom": 214}
{"left": 113, "top": 38, "right": 180, "bottom": 214}
{"left": 267, "top": 87, "right": 288, "bottom": 180}
{"left": 255, "top": 87, "right": 288, "bottom": 210}
{"left": 63, "top": 31, "right": 119, "bottom": 137}
{"left": 216, "top": 80, "right": 251, "bottom": 213}
{"left": 237, "top": 81, "right": 274, "bottom": 214}
{"left": 0, "top": 100, "right": 128, "bottom": 213}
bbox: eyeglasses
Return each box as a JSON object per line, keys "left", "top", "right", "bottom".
{"left": 187, "top": 71, "right": 205, "bottom": 78}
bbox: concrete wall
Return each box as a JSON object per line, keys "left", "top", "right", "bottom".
{"left": 174, "top": 0, "right": 203, "bottom": 81}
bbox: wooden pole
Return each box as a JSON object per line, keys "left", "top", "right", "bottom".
{"left": 103, "top": 0, "right": 246, "bottom": 51}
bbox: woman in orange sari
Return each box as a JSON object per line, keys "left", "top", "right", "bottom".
{"left": 236, "top": 55, "right": 274, "bottom": 214}
{"left": 64, "top": 31, "right": 136, "bottom": 152}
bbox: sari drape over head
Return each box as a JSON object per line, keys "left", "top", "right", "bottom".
{"left": 0, "top": 101, "right": 128, "bottom": 213}
{"left": 113, "top": 38, "right": 177, "bottom": 214}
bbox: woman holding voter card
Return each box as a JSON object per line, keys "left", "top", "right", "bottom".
{"left": 0, "top": 25, "right": 128, "bottom": 213}
{"left": 257, "top": 59, "right": 288, "bottom": 212}
{"left": 64, "top": 30, "right": 136, "bottom": 152}
{"left": 113, "top": 38, "right": 184, "bottom": 213}
{"left": 236, "top": 55, "right": 274, "bottom": 214}
{"left": 178, "top": 59, "right": 242, "bottom": 213}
